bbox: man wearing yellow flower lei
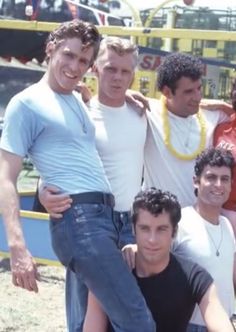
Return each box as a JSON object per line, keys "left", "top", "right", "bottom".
{"left": 144, "top": 53, "right": 230, "bottom": 207}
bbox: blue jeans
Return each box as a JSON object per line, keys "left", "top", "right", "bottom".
{"left": 50, "top": 203, "right": 155, "bottom": 332}
{"left": 187, "top": 323, "right": 208, "bottom": 332}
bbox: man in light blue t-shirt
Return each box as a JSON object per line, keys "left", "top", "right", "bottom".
{"left": 0, "top": 20, "right": 155, "bottom": 332}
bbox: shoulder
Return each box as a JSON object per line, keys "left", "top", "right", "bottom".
{"left": 202, "top": 108, "right": 229, "bottom": 127}
{"left": 179, "top": 206, "right": 197, "bottom": 226}
{"left": 220, "top": 215, "right": 235, "bottom": 237}
{"left": 148, "top": 98, "right": 161, "bottom": 113}
{"left": 171, "top": 253, "right": 195, "bottom": 270}
{"left": 5, "top": 84, "right": 38, "bottom": 118}
{"left": 214, "top": 118, "right": 233, "bottom": 133}
{"left": 8, "top": 83, "right": 37, "bottom": 104}
{"left": 173, "top": 253, "right": 212, "bottom": 283}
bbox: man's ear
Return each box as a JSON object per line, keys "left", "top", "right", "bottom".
{"left": 172, "top": 225, "right": 178, "bottom": 238}
{"left": 161, "top": 85, "right": 172, "bottom": 99}
{"left": 132, "top": 223, "right": 135, "bottom": 236}
{"left": 45, "top": 41, "right": 55, "bottom": 59}
{"left": 193, "top": 175, "right": 200, "bottom": 189}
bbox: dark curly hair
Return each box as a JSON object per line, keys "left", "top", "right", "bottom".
{"left": 194, "top": 148, "right": 235, "bottom": 197}
{"left": 132, "top": 188, "right": 181, "bottom": 229}
{"left": 157, "top": 52, "right": 203, "bottom": 94}
{"left": 46, "top": 19, "right": 101, "bottom": 66}
{"left": 195, "top": 148, "right": 235, "bottom": 177}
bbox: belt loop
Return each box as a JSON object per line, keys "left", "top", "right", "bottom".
{"left": 103, "top": 193, "right": 108, "bottom": 206}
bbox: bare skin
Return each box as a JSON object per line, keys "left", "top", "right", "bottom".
{"left": 0, "top": 150, "right": 40, "bottom": 292}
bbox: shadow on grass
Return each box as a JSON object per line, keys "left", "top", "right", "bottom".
{"left": 0, "top": 257, "right": 10, "bottom": 272}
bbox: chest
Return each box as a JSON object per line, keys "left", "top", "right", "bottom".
{"left": 92, "top": 110, "right": 147, "bottom": 154}
{"left": 137, "top": 273, "right": 195, "bottom": 332}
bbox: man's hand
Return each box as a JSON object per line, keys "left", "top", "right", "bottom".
{"left": 125, "top": 90, "right": 150, "bottom": 116}
{"left": 75, "top": 82, "right": 92, "bottom": 104}
{"left": 121, "top": 244, "right": 137, "bottom": 270}
{"left": 10, "top": 246, "right": 40, "bottom": 293}
{"left": 39, "top": 185, "right": 72, "bottom": 219}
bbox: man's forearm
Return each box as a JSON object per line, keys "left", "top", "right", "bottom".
{"left": 0, "top": 180, "right": 25, "bottom": 249}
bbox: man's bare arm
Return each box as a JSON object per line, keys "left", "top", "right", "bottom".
{"left": 0, "top": 150, "right": 39, "bottom": 292}
{"left": 200, "top": 99, "right": 234, "bottom": 116}
{"left": 199, "top": 283, "right": 234, "bottom": 332}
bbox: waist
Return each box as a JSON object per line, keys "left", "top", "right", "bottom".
{"left": 70, "top": 192, "right": 115, "bottom": 208}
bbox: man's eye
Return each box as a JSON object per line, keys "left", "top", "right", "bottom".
{"left": 65, "top": 52, "right": 74, "bottom": 59}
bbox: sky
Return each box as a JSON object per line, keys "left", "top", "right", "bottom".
{"left": 132, "top": 0, "right": 236, "bottom": 10}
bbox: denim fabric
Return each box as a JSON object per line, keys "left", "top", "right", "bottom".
{"left": 187, "top": 323, "right": 208, "bottom": 332}
{"left": 113, "top": 210, "right": 135, "bottom": 249}
{"left": 65, "top": 269, "right": 88, "bottom": 332}
{"left": 50, "top": 203, "right": 155, "bottom": 332}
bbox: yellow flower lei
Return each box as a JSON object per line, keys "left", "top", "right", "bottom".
{"left": 161, "top": 95, "right": 207, "bottom": 161}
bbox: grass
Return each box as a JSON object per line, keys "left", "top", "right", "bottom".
{"left": 0, "top": 169, "right": 67, "bottom": 332}
{"left": 0, "top": 258, "right": 66, "bottom": 332}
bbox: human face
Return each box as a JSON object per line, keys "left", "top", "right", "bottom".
{"left": 194, "top": 165, "right": 232, "bottom": 208}
{"left": 95, "top": 48, "right": 136, "bottom": 107}
{"left": 46, "top": 37, "right": 94, "bottom": 94}
{"left": 134, "top": 209, "right": 175, "bottom": 269}
{"left": 164, "top": 76, "right": 202, "bottom": 118}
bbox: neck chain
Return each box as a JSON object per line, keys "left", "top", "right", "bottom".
{"left": 59, "top": 94, "right": 87, "bottom": 134}
{"left": 205, "top": 222, "right": 223, "bottom": 257}
{"left": 161, "top": 95, "right": 207, "bottom": 161}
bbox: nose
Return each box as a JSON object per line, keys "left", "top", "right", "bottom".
{"left": 214, "top": 177, "right": 223, "bottom": 187}
{"left": 113, "top": 70, "right": 122, "bottom": 80}
{"left": 69, "top": 59, "right": 82, "bottom": 75}
{"left": 147, "top": 231, "right": 157, "bottom": 244}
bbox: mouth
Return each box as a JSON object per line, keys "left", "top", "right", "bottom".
{"left": 144, "top": 247, "right": 160, "bottom": 253}
{"left": 210, "top": 191, "right": 224, "bottom": 198}
{"left": 111, "top": 86, "right": 122, "bottom": 90}
{"left": 189, "top": 103, "right": 200, "bottom": 109}
{"left": 64, "top": 71, "right": 77, "bottom": 80}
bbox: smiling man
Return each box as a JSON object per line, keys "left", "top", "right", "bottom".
{"left": 144, "top": 53, "right": 230, "bottom": 208}
{"left": 173, "top": 147, "right": 236, "bottom": 332}
{"left": 0, "top": 21, "right": 155, "bottom": 332}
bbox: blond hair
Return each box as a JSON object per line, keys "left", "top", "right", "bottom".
{"left": 96, "top": 37, "right": 138, "bottom": 67}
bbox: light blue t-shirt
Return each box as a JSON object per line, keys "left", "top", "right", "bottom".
{"left": 0, "top": 81, "right": 111, "bottom": 194}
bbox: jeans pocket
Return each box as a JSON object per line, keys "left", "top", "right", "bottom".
{"left": 72, "top": 203, "right": 106, "bottom": 223}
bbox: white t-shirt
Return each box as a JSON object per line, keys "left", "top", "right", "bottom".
{"left": 89, "top": 97, "right": 147, "bottom": 211}
{"left": 173, "top": 206, "right": 235, "bottom": 325}
{"left": 144, "top": 99, "right": 228, "bottom": 207}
